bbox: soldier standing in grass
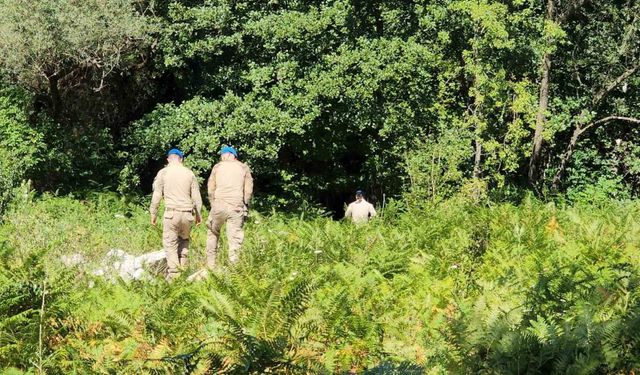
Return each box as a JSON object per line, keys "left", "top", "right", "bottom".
{"left": 150, "top": 148, "right": 202, "bottom": 280}
{"left": 206, "top": 146, "right": 253, "bottom": 269}
{"left": 345, "top": 190, "right": 376, "bottom": 223}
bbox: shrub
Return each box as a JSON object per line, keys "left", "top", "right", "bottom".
{"left": 404, "top": 127, "right": 472, "bottom": 204}
{"left": 0, "top": 87, "right": 44, "bottom": 216}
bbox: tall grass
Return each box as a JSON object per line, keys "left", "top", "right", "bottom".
{"left": 1, "top": 193, "right": 640, "bottom": 373}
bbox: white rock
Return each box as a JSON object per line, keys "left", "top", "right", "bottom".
{"left": 60, "top": 253, "right": 85, "bottom": 267}
{"left": 90, "top": 249, "right": 167, "bottom": 281}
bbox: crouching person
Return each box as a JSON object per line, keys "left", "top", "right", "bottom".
{"left": 149, "top": 148, "right": 202, "bottom": 280}
{"left": 206, "top": 146, "right": 253, "bottom": 269}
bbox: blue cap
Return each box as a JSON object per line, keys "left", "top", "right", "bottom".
{"left": 356, "top": 190, "right": 364, "bottom": 196}
{"left": 167, "top": 148, "right": 184, "bottom": 158}
{"left": 220, "top": 145, "right": 238, "bottom": 157}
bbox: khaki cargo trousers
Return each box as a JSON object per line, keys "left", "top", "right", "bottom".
{"left": 206, "top": 202, "right": 245, "bottom": 269}
{"left": 163, "top": 210, "right": 194, "bottom": 280}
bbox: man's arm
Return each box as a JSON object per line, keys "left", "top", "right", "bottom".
{"left": 149, "top": 169, "right": 165, "bottom": 223}
{"left": 207, "top": 165, "right": 217, "bottom": 203}
{"left": 344, "top": 203, "right": 353, "bottom": 218}
{"left": 191, "top": 174, "right": 203, "bottom": 222}
{"left": 243, "top": 165, "right": 254, "bottom": 206}
{"left": 369, "top": 203, "right": 377, "bottom": 218}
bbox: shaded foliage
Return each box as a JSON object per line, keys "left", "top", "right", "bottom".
{"left": 0, "top": 1, "right": 639, "bottom": 204}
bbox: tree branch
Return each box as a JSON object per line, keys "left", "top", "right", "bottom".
{"left": 553, "top": 115, "right": 640, "bottom": 190}
{"left": 579, "top": 115, "right": 640, "bottom": 135}
{"left": 592, "top": 64, "right": 640, "bottom": 106}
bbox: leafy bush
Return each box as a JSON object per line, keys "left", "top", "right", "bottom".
{"left": 567, "top": 176, "right": 632, "bottom": 205}
{"left": 405, "top": 127, "right": 472, "bottom": 204}
{"left": 0, "top": 87, "right": 44, "bottom": 216}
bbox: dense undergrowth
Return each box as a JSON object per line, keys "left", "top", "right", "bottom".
{"left": 2, "top": 193, "right": 640, "bottom": 374}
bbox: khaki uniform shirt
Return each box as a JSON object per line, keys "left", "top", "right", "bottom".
{"left": 345, "top": 199, "right": 376, "bottom": 223}
{"left": 149, "top": 162, "right": 203, "bottom": 218}
{"left": 207, "top": 160, "right": 253, "bottom": 208}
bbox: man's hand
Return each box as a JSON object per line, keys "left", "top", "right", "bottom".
{"left": 195, "top": 214, "right": 202, "bottom": 226}
{"left": 151, "top": 216, "right": 157, "bottom": 226}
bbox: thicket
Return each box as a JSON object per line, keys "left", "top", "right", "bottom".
{"left": 0, "top": 1, "right": 639, "bottom": 211}
{"left": 1, "top": 193, "right": 640, "bottom": 374}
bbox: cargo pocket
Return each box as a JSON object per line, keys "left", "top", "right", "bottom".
{"left": 186, "top": 212, "right": 194, "bottom": 222}
{"left": 163, "top": 211, "right": 174, "bottom": 220}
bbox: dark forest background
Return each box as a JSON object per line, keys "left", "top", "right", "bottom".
{"left": 1, "top": 0, "right": 639, "bottom": 213}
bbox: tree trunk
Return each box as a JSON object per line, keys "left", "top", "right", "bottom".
{"left": 528, "top": 0, "right": 555, "bottom": 185}
{"left": 48, "top": 75, "right": 62, "bottom": 121}
{"left": 551, "top": 125, "right": 582, "bottom": 190}
{"left": 473, "top": 138, "right": 482, "bottom": 179}
{"left": 529, "top": 52, "right": 551, "bottom": 184}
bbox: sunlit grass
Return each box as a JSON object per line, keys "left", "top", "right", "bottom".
{"left": 2, "top": 194, "right": 640, "bottom": 373}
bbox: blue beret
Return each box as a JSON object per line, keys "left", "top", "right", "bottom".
{"left": 167, "top": 148, "right": 184, "bottom": 158}
{"left": 220, "top": 145, "right": 238, "bottom": 157}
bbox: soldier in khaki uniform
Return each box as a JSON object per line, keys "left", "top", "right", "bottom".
{"left": 150, "top": 148, "right": 203, "bottom": 280}
{"left": 206, "top": 146, "right": 253, "bottom": 269}
{"left": 345, "top": 190, "right": 376, "bottom": 223}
